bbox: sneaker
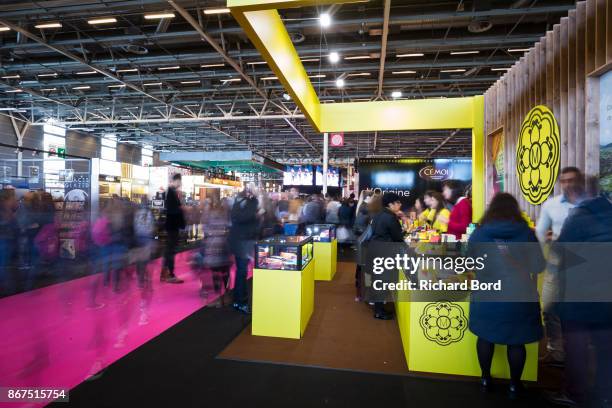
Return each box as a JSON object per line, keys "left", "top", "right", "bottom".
{"left": 233, "top": 303, "right": 251, "bottom": 315}
{"left": 544, "top": 391, "right": 577, "bottom": 406}
{"left": 162, "top": 275, "right": 184, "bottom": 284}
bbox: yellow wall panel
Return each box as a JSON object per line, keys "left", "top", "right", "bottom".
{"left": 319, "top": 98, "right": 476, "bottom": 132}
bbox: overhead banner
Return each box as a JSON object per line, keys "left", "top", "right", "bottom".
{"left": 516, "top": 105, "right": 560, "bottom": 205}
{"left": 356, "top": 158, "right": 472, "bottom": 207}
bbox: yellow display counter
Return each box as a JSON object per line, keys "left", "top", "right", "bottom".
{"left": 395, "top": 270, "right": 539, "bottom": 380}
{"left": 252, "top": 260, "right": 315, "bottom": 339}
{"left": 313, "top": 239, "right": 337, "bottom": 281}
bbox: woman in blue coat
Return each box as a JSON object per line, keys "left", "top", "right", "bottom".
{"left": 468, "top": 193, "right": 544, "bottom": 398}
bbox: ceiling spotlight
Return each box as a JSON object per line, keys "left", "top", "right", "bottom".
{"left": 144, "top": 12, "right": 175, "bottom": 20}
{"left": 319, "top": 13, "right": 331, "bottom": 28}
{"left": 34, "top": 22, "right": 62, "bottom": 29}
{"left": 72, "top": 86, "right": 91, "bottom": 90}
{"left": 204, "top": 8, "right": 230, "bottom": 15}
{"left": 0, "top": 26, "right": 10, "bottom": 32}
{"left": 440, "top": 69, "right": 466, "bottom": 73}
{"left": 37, "top": 73, "right": 58, "bottom": 77}
{"left": 1, "top": 75, "right": 20, "bottom": 79}
{"left": 391, "top": 90, "right": 402, "bottom": 98}
{"left": 391, "top": 70, "right": 417, "bottom": 75}
{"left": 335, "top": 78, "right": 345, "bottom": 88}
{"left": 508, "top": 48, "right": 529, "bottom": 53}
{"left": 328, "top": 52, "right": 340, "bottom": 63}
{"left": 158, "top": 66, "right": 180, "bottom": 70}
{"left": 76, "top": 70, "right": 97, "bottom": 75}
{"left": 116, "top": 68, "right": 138, "bottom": 73}
{"left": 396, "top": 53, "right": 424, "bottom": 58}
{"left": 282, "top": 93, "right": 291, "bottom": 101}
{"left": 200, "top": 63, "right": 225, "bottom": 68}
{"left": 5, "top": 89, "right": 23, "bottom": 93}
{"left": 450, "top": 50, "right": 480, "bottom": 55}
{"left": 143, "top": 82, "right": 162, "bottom": 86}
{"left": 87, "top": 18, "right": 117, "bottom": 25}
{"left": 344, "top": 55, "right": 372, "bottom": 60}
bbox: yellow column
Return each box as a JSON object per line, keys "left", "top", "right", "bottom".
{"left": 471, "top": 95, "right": 485, "bottom": 222}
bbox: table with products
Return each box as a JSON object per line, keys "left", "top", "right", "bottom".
{"left": 391, "top": 228, "right": 539, "bottom": 380}
{"left": 305, "top": 224, "right": 337, "bottom": 281}
{"left": 252, "top": 235, "right": 315, "bottom": 339}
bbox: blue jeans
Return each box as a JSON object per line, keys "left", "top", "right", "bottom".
{"left": 233, "top": 256, "right": 249, "bottom": 305}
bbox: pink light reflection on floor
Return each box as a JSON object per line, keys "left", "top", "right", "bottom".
{"left": 0, "top": 249, "right": 248, "bottom": 408}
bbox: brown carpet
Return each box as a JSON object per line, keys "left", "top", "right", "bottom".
{"left": 218, "top": 261, "right": 409, "bottom": 375}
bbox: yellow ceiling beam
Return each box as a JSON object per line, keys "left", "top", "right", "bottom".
{"left": 232, "top": 8, "right": 320, "bottom": 130}
{"left": 228, "top": 0, "right": 486, "bottom": 220}
{"left": 319, "top": 98, "right": 476, "bottom": 132}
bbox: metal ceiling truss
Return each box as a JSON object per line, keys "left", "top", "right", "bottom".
{"left": 0, "top": 0, "right": 576, "bottom": 160}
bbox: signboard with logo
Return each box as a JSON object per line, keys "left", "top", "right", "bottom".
{"left": 329, "top": 132, "right": 344, "bottom": 147}
{"left": 516, "top": 105, "right": 560, "bottom": 205}
{"left": 356, "top": 158, "right": 472, "bottom": 208}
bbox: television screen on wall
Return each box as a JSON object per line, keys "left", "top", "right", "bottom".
{"left": 283, "top": 165, "right": 314, "bottom": 186}
{"left": 315, "top": 166, "right": 340, "bottom": 187}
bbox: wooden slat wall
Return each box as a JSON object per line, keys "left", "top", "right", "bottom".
{"left": 483, "top": 0, "right": 611, "bottom": 220}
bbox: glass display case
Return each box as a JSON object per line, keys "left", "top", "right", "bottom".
{"left": 255, "top": 235, "right": 314, "bottom": 270}
{"left": 305, "top": 224, "right": 336, "bottom": 242}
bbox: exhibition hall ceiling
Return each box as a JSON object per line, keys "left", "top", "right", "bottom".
{"left": 0, "top": 0, "right": 576, "bottom": 162}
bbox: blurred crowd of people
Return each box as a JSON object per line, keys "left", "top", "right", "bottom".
{"left": 2, "top": 167, "right": 610, "bottom": 405}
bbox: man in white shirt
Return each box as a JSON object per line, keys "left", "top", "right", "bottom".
{"left": 536, "top": 167, "right": 585, "bottom": 366}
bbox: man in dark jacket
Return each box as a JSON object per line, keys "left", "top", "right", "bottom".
{"left": 228, "top": 183, "right": 259, "bottom": 314}
{"left": 370, "top": 192, "right": 405, "bottom": 319}
{"left": 161, "top": 173, "right": 185, "bottom": 283}
{"left": 547, "top": 194, "right": 612, "bottom": 406}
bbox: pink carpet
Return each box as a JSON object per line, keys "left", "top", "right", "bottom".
{"left": 0, "top": 250, "right": 251, "bottom": 408}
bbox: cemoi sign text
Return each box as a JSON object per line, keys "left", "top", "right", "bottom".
{"left": 418, "top": 165, "right": 452, "bottom": 181}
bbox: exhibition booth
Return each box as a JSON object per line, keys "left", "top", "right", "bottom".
{"left": 224, "top": 0, "right": 611, "bottom": 383}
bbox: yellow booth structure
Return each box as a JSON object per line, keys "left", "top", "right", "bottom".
{"left": 252, "top": 236, "right": 315, "bottom": 339}
{"left": 305, "top": 224, "right": 338, "bottom": 281}
{"left": 228, "top": 0, "right": 537, "bottom": 379}
{"left": 395, "top": 272, "right": 539, "bottom": 380}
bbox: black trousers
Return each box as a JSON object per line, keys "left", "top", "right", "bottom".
{"left": 163, "top": 229, "right": 179, "bottom": 275}
{"left": 562, "top": 320, "right": 612, "bottom": 404}
{"left": 233, "top": 256, "right": 249, "bottom": 305}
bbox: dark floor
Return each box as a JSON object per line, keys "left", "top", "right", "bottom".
{"left": 56, "top": 304, "right": 558, "bottom": 408}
